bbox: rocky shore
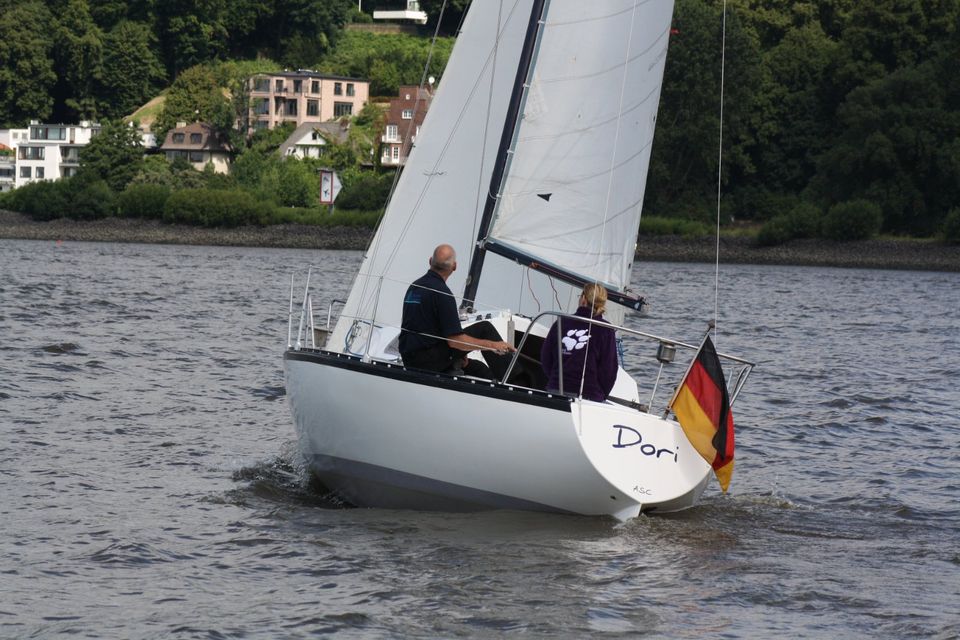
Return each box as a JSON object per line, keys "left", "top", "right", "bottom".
{"left": 2, "top": 209, "right": 958, "bottom": 271}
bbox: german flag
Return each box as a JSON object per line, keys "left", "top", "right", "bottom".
{"left": 670, "top": 336, "right": 735, "bottom": 492}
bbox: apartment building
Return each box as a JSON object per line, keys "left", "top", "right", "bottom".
{"left": 247, "top": 71, "right": 370, "bottom": 133}
{"left": 0, "top": 121, "right": 101, "bottom": 188}
{"left": 381, "top": 85, "right": 432, "bottom": 167}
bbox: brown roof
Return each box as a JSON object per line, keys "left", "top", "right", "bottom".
{"left": 160, "top": 122, "right": 231, "bottom": 152}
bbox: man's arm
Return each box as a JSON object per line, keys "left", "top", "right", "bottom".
{"left": 446, "top": 333, "right": 515, "bottom": 354}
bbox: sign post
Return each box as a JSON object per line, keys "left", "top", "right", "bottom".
{"left": 319, "top": 169, "right": 342, "bottom": 213}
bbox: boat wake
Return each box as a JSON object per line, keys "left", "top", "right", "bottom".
{"left": 226, "top": 451, "right": 352, "bottom": 511}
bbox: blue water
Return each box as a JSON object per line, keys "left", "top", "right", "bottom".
{"left": 1, "top": 238, "right": 958, "bottom": 638}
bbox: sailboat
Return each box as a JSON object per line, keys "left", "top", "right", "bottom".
{"left": 283, "top": 0, "right": 753, "bottom": 520}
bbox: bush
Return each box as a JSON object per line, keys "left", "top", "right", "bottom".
{"left": 69, "top": 180, "right": 117, "bottom": 220}
{"left": 163, "top": 188, "right": 265, "bottom": 227}
{"left": 755, "top": 202, "right": 822, "bottom": 246}
{"left": 261, "top": 206, "right": 381, "bottom": 228}
{"left": 821, "top": 199, "right": 883, "bottom": 241}
{"left": 639, "top": 216, "right": 712, "bottom": 237}
{"left": 119, "top": 183, "right": 171, "bottom": 219}
{"left": 942, "top": 208, "right": 960, "bottom": 244}
{"left": 756, "top": 215, "right": 793, "bottom": 247}
{"left": 335, "top": 171, "right": 394, "bottom": 210}
{"left": 5, "top": 180, "right": 70, "bottom": 221}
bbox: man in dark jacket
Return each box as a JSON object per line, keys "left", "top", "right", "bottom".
{"left": 399, "top": 244, "right": 515, "bottom": 378}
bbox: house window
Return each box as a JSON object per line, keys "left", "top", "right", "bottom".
{"left": 307, "top": 100, "right": 319, "bottom": 117}
{"left": 30, "top": 126, "right": 66, "bottom": 140}
{"left": 190, "top": 133, "right": 202, "bottom": 144}
{"left": 19, "top": 146, "right": 44, "bottom": 160}
{"left": 346, "top": 83, "right": 355, "bottom": 97}
{"left": 189, "top": 151, "right": 204, "bottom": 163}
{"left": 254, "top": 98, "right": 269, "bottom": 115}
{"left": 36, "top": 167, "right": 45, "bottom": 179}
{"left": 254, "top": 120, "right": 269, "bottom": 130}
{"left": 62, "top": 167, "right": 77, "bottom": 178}
{"left": 402, "top": 109, "right": 413, "bottom": 119}
{"left": 294, "top": 80, "right": 302, "bottom": 93}
{"left": 392, "top": 146, "right": 399, "bottom": 161}
{"left": 254, "top": 77, "right": 270, "bottom": 92}
{"left": 173, "top": 133, "right": 185, "bottom": 143}
{"left": 333, "top": 102, "right": 352, "bottom": 117}
{"left": 334, "top": 82, "right": 342, "bottom": 96}
{"left": 0, "top": 168, "right": 13, "bottom": 178}
{"left": 286, "top": 98, "right": 298, "bottom": 116}
{"left": 311, "top": 80, "right": 320, "bottom": 93}
{"left": 386, "top": 124, "right": 398, "bottom": 141}
{"left": 20, "top": 166, "right": 31, "bottom": 178}
{"left": 275, "top": 79, "right": 284, "bottom": 92}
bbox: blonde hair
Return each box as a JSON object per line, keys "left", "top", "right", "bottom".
{"left": 581, "top": 283, "right": 607, "bottom": 316}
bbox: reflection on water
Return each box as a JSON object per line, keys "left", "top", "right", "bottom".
{"left": 1, "top": 239, "right": 958, "bottom": 637}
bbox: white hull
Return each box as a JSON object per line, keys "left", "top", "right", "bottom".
{"left": 284, "top": 349, "right": 711, "bottom": 520}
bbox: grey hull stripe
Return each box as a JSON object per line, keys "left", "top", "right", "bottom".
{"left": 308, "top": 453, "right": 576, "bottom": 515}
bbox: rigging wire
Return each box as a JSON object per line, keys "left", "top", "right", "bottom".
{"left": 472, "top": 0, "right": 506, "bottom": 252}
{"left": 713, "top": 0, "right": 728, "bottom": 348}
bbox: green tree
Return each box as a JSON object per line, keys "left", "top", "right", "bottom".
{"left": 317, "top": 31, "right": 453, "bottom": 96}
{"left": 154, "top": 65, "right": 234, "bottom": 140}
{"left": 418, "top": 0, "right": 470, "bottom": 35}
{"left": 0, "top": 2, "right": 57, "bottom": 126}
{"left": 153, "top": 0, "right": 228, "bottom": 76}
{"left": 750, "top": 23, "right": 838, "bottom": 200}
{"left": 99, "top": 20, "right": 167, "bottom": 119}
{"left": 261, "top": 0, "right": 352, "bottom": 68}
{"left": 809, "top": 52, "right": 960, "bottom": 235}
{"left": 54, "top": 0, "right": 105, "bottom": 121}
{"left": 88, "top": 0, "right": 129, "bottom": 30}
{"left": 79, "top": 119, "right": 145, "bottom": 191}
{"left": 645, "top": 0, "right": 763, "bottom": 220}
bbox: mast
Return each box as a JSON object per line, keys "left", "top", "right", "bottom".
{"left": 461, "top": 0, "right": 548, "bottom": 311}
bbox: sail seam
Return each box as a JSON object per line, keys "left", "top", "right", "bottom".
{"left": 538, "top": 27, "right": 667, "bottom": 85}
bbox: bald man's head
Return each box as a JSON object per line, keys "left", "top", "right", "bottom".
{"left": 429, "top": 244, "right": 457, "bottom": 275}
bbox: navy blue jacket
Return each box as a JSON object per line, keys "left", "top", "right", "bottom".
{"left": 398, "top": 270, "right": 462, "bottom": 357}
{"left": 541, "top": 306, "right": 618, "bottom": 401}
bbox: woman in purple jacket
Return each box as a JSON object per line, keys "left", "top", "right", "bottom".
{"left": 541, "top": 283, "right": 619, "bottom": 402}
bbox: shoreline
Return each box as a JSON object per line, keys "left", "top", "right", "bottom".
{"left": 2, "top": 210, "right": 959, "bottom": 271}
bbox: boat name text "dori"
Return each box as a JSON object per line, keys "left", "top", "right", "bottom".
{"left": 611, "top": 425, "right": 678, "bottom": 463}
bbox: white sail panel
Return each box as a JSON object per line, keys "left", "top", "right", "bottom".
{"left": 487, "top": 0, "right": 675, "bottom": 291}
{"left": 329, "top": 0, "right": 579, "bottom": 352}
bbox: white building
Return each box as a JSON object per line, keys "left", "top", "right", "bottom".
{"left": 373, "top": 1, "right": 428, "bottom": 24}
{"left": 0, "top": 121, "right": 101, "bottom": 188}
{"left": 278, "top": 122, "right": 350, "bottom": 159}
